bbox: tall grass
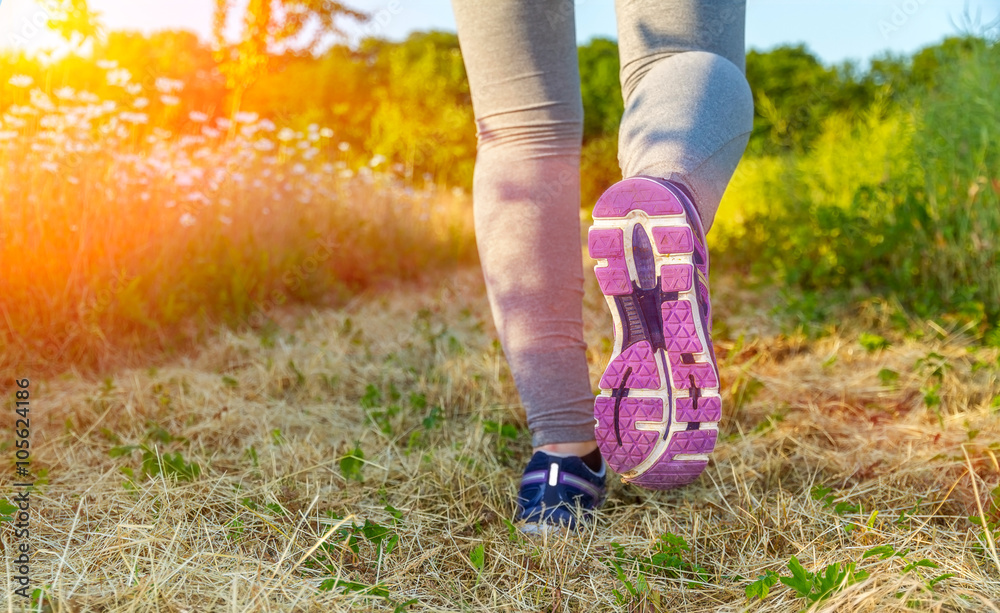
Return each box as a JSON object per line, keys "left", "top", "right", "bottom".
{"left": 714, "top": 41, "right": 1000, "bottom": 336}
{"left": 0, "top": 62, "right": 476, "bottom": 375}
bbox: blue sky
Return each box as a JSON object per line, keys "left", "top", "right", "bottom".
{"left": 2, "top": 0, "right": 998, "bottom": 65}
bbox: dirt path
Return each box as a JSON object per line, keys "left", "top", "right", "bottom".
{"left": 6, "top": 267, "right": 1000, "bottom": 611}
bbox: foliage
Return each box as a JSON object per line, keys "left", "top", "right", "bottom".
{"left": 211, "top": 0, "right": 366, "bottom": 116}
{"left": 340, "top": 443, "right": 365, "bottom": 482}
{"left": 0, "top": 52, "right": 475, "bottom": 375}
{"left": 780, "top": 556, "right": 869, "bottom": 605}
{"left": 109, "top": 424, "right": 202, "bottom": 484}
{"left": 45, "top": 0, "right": 103, "bottom": 44}
{"left": 2, "top": 14, "right": 998, "bottom": 375}
{"left": 604, "top": 532, "right": 709, "bottom": 607}
{"left": 715, "top": 39, "right": 1000, "bottom": 335}
{"left": 309, "top": 507, "right": 416, "bottom": 609}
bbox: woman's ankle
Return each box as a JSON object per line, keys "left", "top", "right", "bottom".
{"left": 534, "top": 440, "right": 599, "bottom": 456}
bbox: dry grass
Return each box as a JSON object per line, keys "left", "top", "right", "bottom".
{"left": 4, "top": 263, "right": 1000, "bottom": 612}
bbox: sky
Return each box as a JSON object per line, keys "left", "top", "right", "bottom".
{"left": 1, "top": 0, "right": 998, "bottom": 66}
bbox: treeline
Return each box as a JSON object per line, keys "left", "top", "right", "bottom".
{"left": 0, "top": 30, "right": 988, "bottom": 200}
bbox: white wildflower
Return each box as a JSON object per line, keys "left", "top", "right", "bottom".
{"left": 187, "top": 191, "right": 209, "bottom": 204}
{"left": 202, "top": 126, "right": 221, "bottom": 138}
{"left": 369, "top": 154, "right": 387, "bottom": 167}
{"left": 179, "top": 213, "right": 197, "bottom": 227}
{"left": 292, "top": 163, "right": 307, "bottom": 175}
{"left": 106, "top": 68, "right": 132, "bottom": 86}
{"left": 67, "top": 176, "right": 80, "bottom": 185}
{"left": 126, "top": 84, "right": 143, "bottom": 96}
{"left": 338, "top": 142, "right": 350, "bottom": 152}
{"left": 96, "top": 59, "right": 118, "bottom": 70}
{"left": 30, "top": 90, "right": 55, "bottom": 112}
{"left": 120, "top": 112, "right": 149, "bottom": 124}
{"left": 234, "top": 111, "right": 258, "bottom": 124}
{"left": 160, "top": 95, "right": 181, "bottom": 106}
{"left": 258, "top": 119, "right": 276, "bottom": 131}
{"left": 320, "top": 127, "right": 334, "bottom": 138}
{"left": 189, "top": 111, "right": 209, "bottom": 123}
{"left": 253, "top": 138, "right": 275, "bottom": 152}
{"left": 277, "top": 127, "right": 296, "bottom": 142}
{"left": 155, "top": 77, "right": 184, "bottom": 93}
{"left": 8, "top": 74, "right": 33, "bottom": 88}
{"left": 321, "top": 163, "right": 334, "bottom": 174}
{"left": 40, "top": 161, "right": 59, "bottom": 172}
{"left": 216, "top": 117, "right": 232, "bottom": 129}
{"left": 54, "top": 86, "right": 75, "bottom": 100}
{"left": 219, "top": 215, "right": 233, "bottom": 225}
{"left": 0, "top": 131, "right": 18, "bottom": 141}
{"left": 134, "top": 97, "right": 149, "bottom": 109}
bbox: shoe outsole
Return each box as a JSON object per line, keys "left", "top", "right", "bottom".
{"left": 589, "top": 176, "right": 721, "bottom": 490}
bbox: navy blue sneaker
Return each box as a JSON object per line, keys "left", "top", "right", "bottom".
{"left": 516, "top": 451, "right": 607, "bottom": 530}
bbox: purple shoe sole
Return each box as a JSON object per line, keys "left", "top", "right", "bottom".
{"left": 589, "top": 176, "right": 721, "bottom": 490}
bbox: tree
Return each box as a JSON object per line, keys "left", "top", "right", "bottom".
{"left": 46, "top": 0, "right": 102, "bottom": 44}
{"left": 212, "top": 0, "right": 367, "bottom": 118}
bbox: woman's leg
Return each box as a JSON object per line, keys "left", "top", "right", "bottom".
{"left": 587, "top": 0, "right": 753, "bottom": 489}
{"left": 615, "top": 0, "right": 754, "bottom": 230}
{"left": 451, "top": 0, "right": 596, "bottom": 449}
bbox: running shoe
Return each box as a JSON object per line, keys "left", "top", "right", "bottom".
{"left": 588, "top": 176, "right": 721, "bottom": 490}
{"left": 516, "top": 450, "right": 606, "bottom": 530}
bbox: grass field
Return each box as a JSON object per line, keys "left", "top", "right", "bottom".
{"left": 2, "top": 31, "right": 999, "bottom": 613}
{"left": 5, "top": 261, "right": 1000, "bottom": 612}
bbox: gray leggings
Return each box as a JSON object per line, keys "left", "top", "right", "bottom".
{"left": 452, "top": 0, "right": 754, "bottom": 446}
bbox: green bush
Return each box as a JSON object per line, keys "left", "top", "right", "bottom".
{"left": 714, "top": 41, "right": 999, "bottom": 333}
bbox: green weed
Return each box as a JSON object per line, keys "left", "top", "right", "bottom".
{"left": 780, "top": 556, "right": 869, "bottom": 605}
{"left": 109, "top": 424, "right": 201, "bottom": 484}
{"left": 340, "top": 443, "right": 365, "bottom": 482}
{"left": 604, "top": 532, "right": 709, "bottom": 606}
{"left": 311, "top": 506, "right": 414, "bottom": 610}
